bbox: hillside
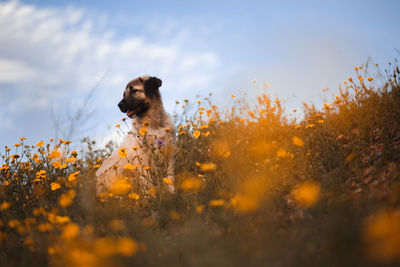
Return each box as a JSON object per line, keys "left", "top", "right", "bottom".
{"left": 1, "top": 61, "right": 400, "bottom": 267}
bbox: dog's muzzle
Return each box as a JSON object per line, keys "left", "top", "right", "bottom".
{"left": 118, "top": 99, "right": 129, "bottom": 113}
{"left": 118, "top": 98, "right": 149, "bottom": 117}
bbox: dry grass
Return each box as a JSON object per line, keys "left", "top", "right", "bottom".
{"left": 1, "top": 61, "right": 400, "bottom": 267}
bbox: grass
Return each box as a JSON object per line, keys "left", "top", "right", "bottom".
{"left": 1, "top": 61, "right": 400, "bottom": 267}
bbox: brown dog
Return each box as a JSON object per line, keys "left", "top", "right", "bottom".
{"left": 96, "top": 75, "right": 175, "bottom": 196}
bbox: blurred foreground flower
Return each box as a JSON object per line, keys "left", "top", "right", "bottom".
{"left": 364, "top": 210, "right": 400, "bottom": 263}
{"left": 180, "top": 176, "right": 204, "bottom": 193}
{"left": 200, "top": 162, "right": 217, "bottom": 171}
{"left": 292, "top": 136, "right": 304, "bottom": 147}
{"left": 111, "top": 178, "right": 132, "bottom": 195}
{"left": 62, "top": 223, "right": 80, "bottom": 240}
{"left": 231, "top": 176, "right": 271, "bottom": 214}
{"left": 59, "top": 190, "right": 76, "bottom": 208}
{"left": 292, "top": 182, "right": 321, "bottom": 208}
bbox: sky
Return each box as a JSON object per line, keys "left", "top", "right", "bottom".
{"left": 0, "top": 0, "right": 399, "bottom": 148}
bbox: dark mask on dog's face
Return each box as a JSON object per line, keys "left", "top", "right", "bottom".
{"left": 118, "top": 76, "right": 162, "bottom": 118}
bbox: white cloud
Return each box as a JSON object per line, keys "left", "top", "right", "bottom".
{"left": 0, "top": 0, "right": 219, "bottom": 112}
{"left": 0, "top": 0, "right": 219, "bottom": 146}
{"left": 0, "top": 58, "right": 37, "bottom": 82}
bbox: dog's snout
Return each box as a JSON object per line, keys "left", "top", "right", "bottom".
{"left": 118, "top": 99, "right": 129, "bottom": 113}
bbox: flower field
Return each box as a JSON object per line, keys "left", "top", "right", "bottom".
{"left": 1, "top": 62, "right": 400, "bottom": 266}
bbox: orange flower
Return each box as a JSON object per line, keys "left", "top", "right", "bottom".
{"left": 65, "top": 157, "right": 77, "bottom": 163}
{"left": 68, "top": 171, "right": 79, "bottom": 182}
{"left": 292, "top": 136, "right": 304, "bottom": 147}
{"left": 200, "top": 162, "right": 217, "bottom": 171}
{"left": 163, "top": 177, "right": 173, "bottom": 185}
{"left": 123, "top": 163, "right": 139, "bottom": 171}
{"left": 50, "top": 182, "right": 61, "bottom": 191}
{"left": 36, "top": 170, "right": 46, "bottom": 179}
{"left": 139, "top": 128, "right": 147, "bottom": 136}
{"left": 118, "top": 148, "right": 127, "bottom": 158}
{"left": 0, "top": 202, "right": 11, "bottom": 211}
{"left": 128, "top": 193, "right": 140, "bottom": 200}
{"left": 209, "top": 199, "right": 225, "bottom": 207}
{"left": 193, "top": 130, "right": 201, "bottom": 139}
{"left": 292, "top": 182, "right": 321, "bottom": 207}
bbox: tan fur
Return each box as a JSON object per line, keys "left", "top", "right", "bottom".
{"left": 96, "top": 76, "right": 175, "bottom": 196}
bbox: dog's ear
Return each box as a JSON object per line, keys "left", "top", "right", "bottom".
{"left": 144, "top": 76, "right": 162, "bottom": 98}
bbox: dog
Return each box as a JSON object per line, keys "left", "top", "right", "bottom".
{"left": 96, "top": 75, "right": 175, "bottom": 196}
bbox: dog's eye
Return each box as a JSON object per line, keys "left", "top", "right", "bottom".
{"left": 130, "top": 87, "right": 139, "bottom": 93}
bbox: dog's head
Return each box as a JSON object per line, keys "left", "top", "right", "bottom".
{"left": 118, "top": 75, "right": 162, "bottom": 118}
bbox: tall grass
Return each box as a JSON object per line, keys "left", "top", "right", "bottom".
{"left": 1, "top": 61, "right": 400, "bottom": 266}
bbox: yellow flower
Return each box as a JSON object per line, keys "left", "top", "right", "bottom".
{"left": 8, "top": 219, "right": 20, "bottom": 228}
{"left": 65, "top": 157, "right": 77, "bottom": 163}
{"left": 111, "top": 178, "right": 132, "bottom": 195}
{"left": 59, "top": 190, "right": 76, "bottom": 208}
{"left": 139, "top": 128, "right": 147, "bottom": 136}
{"left": 142, "top": 121, "right": 150, "bottom": 127}
{"left": 62, "top": 223, "right": 80, "bottom": 240}
{"left": 50, "top": 182, "right": 61, "bottom": 191}
{"left": 305, "top": 124, "right": 315, "bottom": 128}
{"left": 292, "top": 182, "right": 321, "bottom": 207}
{"left": 195, "top": 162, "right": 201, "bottom": 166}
{"left": 0, "top": 202, "right": 11, "bottom": 211}
{"left": 128, "top": 193, "right": 140, "bottom": 200}
{"left": 37, "top": 223, "right": 52, "bottom": 232}
{"left": 59, "top": 138, "right": 71, "bottom": 144}
{"left": 230, "top": 94, "right": 236, "bottom": 98}
{"left": 180, "top": 177, "right": 204, "bottom": 193}
{"left": 68, "top": 171, "right": 79, "bottom": 182}
{"left": 193, "top": 130, "right": 201, "bottom": 139}
{"left": 196, "top": 205, "right": 205, "bottom": 214}
{"left": 118, "top": 148, "right": 127, "bottom": 158}
{"left": 93, "top": 164, "right": 100, "bottom": 168}
{"left": 143, "top": 166, "right": 151, "bottom": 171}
{"left": 49, "top": 149, "right": 61, "bottom": 159}
{"left": 163, "top": 177, "right": 173, "bottom": 185}
{"left": 131, "top": 145, "right": 140, "bottom": 150}
{"left": 123, "top": 163, "right": 139, "bottom": 171}
{"left": 276, "top": 149, "right": 293, "bottom": 158}
{"left": 14, "top": 143, "right": 20, "bottom": 147}
{"left": 200, "top": 162, "right": 217, "bottom": 171}
{"left": 292, "top": 136, "right": 304, "bottom": 147}
{"left": 115, "top": 124, "right": 120, "bottom": 128}
{"left": 52, "top": 161, "right": 62, "bottom": 168}
{"left": 209, "top": 199, "right": 225, "bottom": 207}
{"left": 367, "top": 77, "right": 374, "bottom": 82}
{"left": 364, "top": 210, "right": 400, "bottom": 262}
{"left": 116, "top": 237, "right": 139, "bottom": 256}
{"left": 164, "top": 127, "right": 171, "bottom": 132}
{"left": 36, "top": 170, "right": 46, "bottom": 179}
{"left": 10, "top": 154, "right": 19, "bottom": 160}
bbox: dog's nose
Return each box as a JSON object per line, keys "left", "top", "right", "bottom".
{"left": 118, "top": 99, "right": 129, "bottom": 113}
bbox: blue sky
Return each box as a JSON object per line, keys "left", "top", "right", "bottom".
{"left": 0, "top": 0, "right": 399, "bottom": 148}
